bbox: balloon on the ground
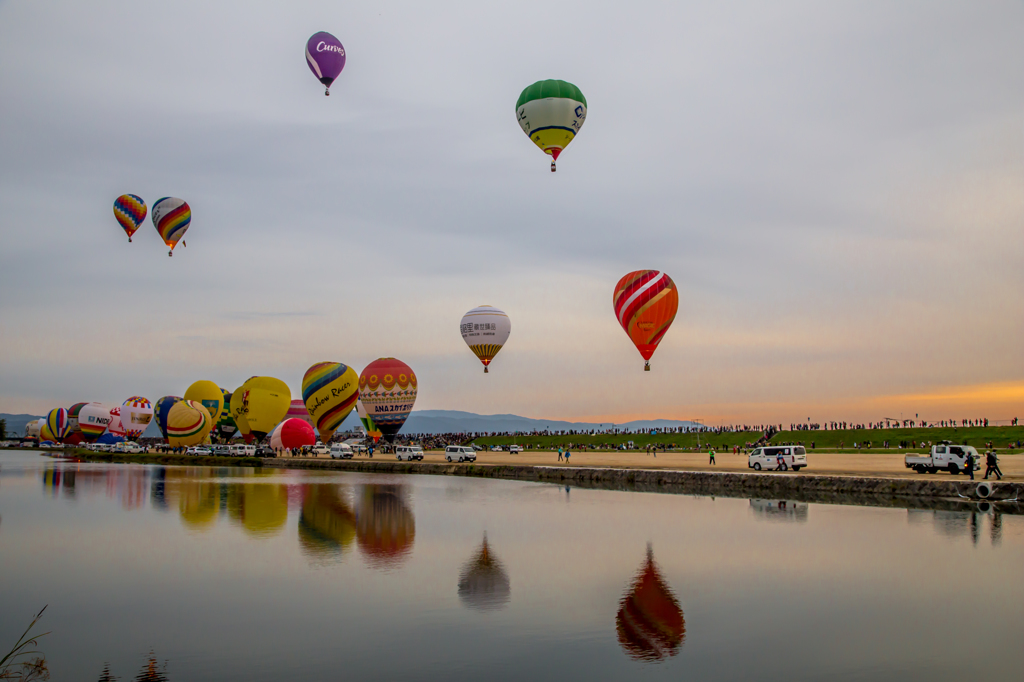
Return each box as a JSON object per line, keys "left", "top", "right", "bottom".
{"left": 305, "top": 31, "right": 346, "bottom": 96}
{"left": 230, "top": 384, "right": 254, "bottom": 443}
{"left": 616, "top": 545, "right": 685, "bottom": 661}
{"left": 66, "top": 402, "right": 88, "bottom": 444}
{"left": 113, "top": 194, "right": 148, "bottom": 242}
{"left": 302, "top": 362, "right": 358, "bottom": 443}
{"left": 121, "top": 397, "right": 153, "bottom": 440}
{"left": 613, "top": 270, "right": 679, "bottom": 371}
{"left": 40, "top": 423, "right": 56, "bottom": 442}
{"left": 184, "top": 381, "right": 224, "bottom": 431}
{"left": 238, "top": 376, "right": 291, "bottom": 442}
{"left": 356, "top": 400, "right": 380, "bottom": 443}
{"left": 516, "top": 79, "right": 587, "bottom": 172}
{"left": 460, "top": 305, "right": 512, "bottom": 373}
{"left": 106, "top": 406, "right": 126, "bottom": 438}
{"left": 154, "top": 396, "right": 183, "bottom": 441}
{"left": 151, "top": 197, "right": 191, "bottom": 257}
{"left": 78, "top": 403, "right": 111, "bottom": 441}
{"left": 358, "top": 358, "right": 417, "bottom": 441}
{"left": 214, "top": 388, "right": 237, "bottom": 443}
{"left": 286, "top": 399, "right": 314, "bottom": 428}
{"left": 165, "top": 400, "right": 213, "bottom": 447}
{"left": 269, "top": 418, "right": 316, "bottom": 451}
{"left": 26, "top": 419, "right": 44, "bottom": 440}
{"left": 46, "top": 408, "right": 71, "bottom": 443}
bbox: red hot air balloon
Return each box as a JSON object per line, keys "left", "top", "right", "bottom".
{"left": 613, "top": 270, "right": 679, "bottom": 371}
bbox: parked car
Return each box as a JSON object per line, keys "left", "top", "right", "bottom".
{"left": 210, "top": 444, "right": 231, "bottom": 456}
{"left": 905, "top": 444, "right": 981, "bottom": 475}
{"left": 310, "top": 442, "right": 330, "bottom": 457}
{"left": 471, "top": 444, "right": 483, "bottom": 451}
{"left": 187, "top": 446, "right": 212, "bottom": 456}
{"left": 445, "top": 446, "right": 477, "bottom": 463}
{"left": 330, "top": 443, "right": 354, "bottom": 459}
{"left": 395, "top": 445, "right": 425, "bottom": 461}
{"left": 509, "top": 445, "right": 523, "bottom": 454}
{"left": 255, "top": 446, "right": 275, "bottom": 457}
{"left": 115, "top": 442, "right": 144, "bottom": 454}
{"left": 491, "top": 446, "right": 503, "bottom": 452}
{"left": 229, "top": 444, "right": 256, "bottom": 458}
{"left": 748, "top": 446, "right": 807, "bottom": 472}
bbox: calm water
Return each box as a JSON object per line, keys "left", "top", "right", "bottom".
{"left": 1, "top": 451, "right": 1022, "bottom": 681}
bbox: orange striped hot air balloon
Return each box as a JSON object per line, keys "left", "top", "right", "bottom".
{"left": 613, "top": 270, "right": 679, "bottom": 371}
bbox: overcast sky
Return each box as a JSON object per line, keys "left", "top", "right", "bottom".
{"left": 1, "top": 0, "right": 1022, "bottom": 425}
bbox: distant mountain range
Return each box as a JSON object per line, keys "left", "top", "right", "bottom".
{"left": 1, "top": 410, "right": 698, "bottom": 439}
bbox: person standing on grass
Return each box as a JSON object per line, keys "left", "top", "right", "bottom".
{"left": 984, "top": 450, "right": 1003, "bottom": 480}
{"left": 709, "top": 448, "right": 716, "bottom": 465}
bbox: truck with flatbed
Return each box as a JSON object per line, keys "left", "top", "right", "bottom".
{"left": 905, "top": 444, "right": 980, "bottom": 475}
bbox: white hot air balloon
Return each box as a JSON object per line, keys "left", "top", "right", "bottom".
{"left": 460, "top": 305, "right": 512, "bottom": 373}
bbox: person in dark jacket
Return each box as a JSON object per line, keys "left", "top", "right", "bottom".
{"left": 964, "top": 452, "right": 975, "bottom": 480}
{"left": 984, "top": 451, "right": 1003, "bottom": 480}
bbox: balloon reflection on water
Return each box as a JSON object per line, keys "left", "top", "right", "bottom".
{"left": 457, "top": 534, "right": 510, "bottom": 611}
{"left": 225, "top": 473, "right": 289, "bottom": 538}
{"left": 298, "top": 484, "right": 357, "bottom": 564}
{"left": 616, "top": 544, "right": 685, "bottom": 662}
{"left": 356, "top": 485, "right": 415, "bottom": 569}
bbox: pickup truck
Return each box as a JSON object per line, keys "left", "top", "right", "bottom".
{"left": 905, "top": 444, "right": 980, "bottom": 475}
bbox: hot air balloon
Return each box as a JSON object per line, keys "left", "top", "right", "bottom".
{"left": 613, "top": 270, "right": 679, "bottom": 371}
{"left": 237, "top": 376, "right": 291, "bottom": 442}
{"left": 65, "top": 402, "right": 88, "bottom": 445}
{"left": 153, "top": 396, "right": 183, "bottom": 441}
{"left": 113, "top": 194, "right": 148, "bottom": 242}
{"left": 165, "top": 400, "right": 213, "bottom": 448}
{"left": 356, "top": 400, "right": 381, "bottom": 443}
{"left": 78, "top": 403, "right": 111, "bottom": 441}
{"left": 46, "top": 408, "right": 71, "bottom": 443}
{"left": 301, "top": 362, "right": 358, "bottom": 443}
{"left": 458, "top": 534, "right": 511, "bottom": 611}
{"left": 151, "top": 197, "right": 191, "bottom": 257}
{"left": 305, "top": 31, "right": 346, "bottom": 96}
{"left": 269, "top": 418, "right": 316, "bottom": 451}
{"left": 286, "top": 399, "right": 314, "bottom": 428}
{"left": 106, "top": 406, "right": 126, "bottom": 438}
{"left": 516, "top": 79, "right": 587, "bottom": 172}
{"left": 460, "top": 305, "right": 511, "bottom": 373}
{"left": 229, "top": 385, "right": 254, "bottom": 444}
{"left": 213, "top": 388, "right": 237, "bottom": 443}
{"left": 121, "top": 397, "right": 153, "bottom": 440}
{"left": 357, "top": 358, "right": 417, "bottom": 442}
{"left": 184, "top": 381, "right": 224, "bottom": 431}
{"left": 616, "top": 544, "right": 685, "bottom": 662}
{"left": 25, "top": 419, "right": 44, "bottom": 440}
{"left": 40, "top": 423, "right": 57, "bottom": 443}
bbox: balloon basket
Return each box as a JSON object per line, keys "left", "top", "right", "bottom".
{"left": 168, "top": 250, "right": 173, "bottom": 257}
{"left": 325, "top": 88, "right": 330, "bottom": 96}
{"left": 644, "top": 362, "right": 650, "bottom": 372}
{"left": 128, "top": 237, "right": 132, "bottom": 243}
{"left": 550, "top": 160, "right": 556, "bottom": 172}
{"left": 484, "top": 367, "right": 489, "bottom": 373}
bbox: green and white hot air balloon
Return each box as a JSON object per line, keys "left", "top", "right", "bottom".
{"left": 515, "top": 79, "right": 587, "bottom": 172}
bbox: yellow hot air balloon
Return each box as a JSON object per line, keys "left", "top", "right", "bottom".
{"left": 166, "top": 400, "right": 213, "bottom": 448}
{"left": 184, "top": 380, "right": 224, "bottom": 429}
{"left": 230, "top": 382, "right": 254, "bottom": 443}
{"left": 238, "top": 376, "right": 291, "bottom": 441}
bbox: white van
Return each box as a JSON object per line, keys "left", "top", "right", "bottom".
{"left": 444, "top": 446, "right": 477, "bottom": 462}
{"left": 395, "top": 445, "right": 424, "bottom": 461}
{"left": 229, "top": 444, "right": 256, "bottom": 458}
{"left": 748, "top": 445, "right": 807, "bottom": 472}
{"left": 330, "top": 443, "right": 354, "bottom": 459}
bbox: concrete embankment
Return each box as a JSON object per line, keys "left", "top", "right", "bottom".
{"left": 263, "top": 458, "right": 1021, "bottom": 514}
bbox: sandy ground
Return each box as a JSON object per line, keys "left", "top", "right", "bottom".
{"left": 285, "top": 449, "right": 1024, "bottom": 482}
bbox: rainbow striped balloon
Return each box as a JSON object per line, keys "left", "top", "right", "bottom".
{"left": 113, "top": 194, "right": 148, "bottom": 242}
{"left": 302, "top": 362, "right": 358, "bottom": 443}
{"left": 151, "top": 197, "right": 191, "bottom": 257}
{"left": 46, "top": 407, "right": 71, "bottom": 443}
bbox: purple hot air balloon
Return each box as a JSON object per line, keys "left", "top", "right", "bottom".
{"left": 306, "top": 31, "right": 346, "bottom": 96}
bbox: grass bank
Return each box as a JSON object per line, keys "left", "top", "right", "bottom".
{"left": 68, "top": 449, "right": 263, "bottom": 467}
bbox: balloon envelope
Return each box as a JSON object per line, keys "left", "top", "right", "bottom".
{"left": 358, "top": 358, "right": 417, "bottom": 441}
{"left": 214, "top": 388, "right": 237, "bottom": 443}
{"left": 238, "top": 376, "right": 291, "bottom": 441}
{"left": 230, "top": 385, "right": 254, "bottom": 443}
{"left": 121, "top": 397, "right": 153, "bottom": 440}
{"left": 305, "top": 31, "right": 346, "bottom": 93}
{"left": 613, "top": 270, "right": 679, "bottom": 370}
{"left": 269, "top": 418, "right": 316, "bottom": 451}
{"left": 286, "top": 399, "right": 314, "bottom": 428}
{"left": 516, "top": 80, "right": 587, "bottom": 169}
{"left": 66, "top": 402, "right": 88, "bottom": 442}
{"left": 105, "top": 407, "right": 126, "bottom": 438}
{"left": 151, "top": 197, "right": 191, "bottom": 256}
{"left": 460, "top": 305, "right": 511, "bottom": 372}
{"left": 46, "top": 408, "right": 71, "bottom": 442}
{"left": 154, "top": 396, "right": 183, "bottom": 441}
{"left": 113, "top": 194, "right": 147, "bottom": 242}
{"left": 78, "top": 403, "right": 111, "bottom": 441}
{"left": 184, "top": 381, "right": 224, "bottom": 431}
{"left": 166, "top": 400, "right": 213, "bottom": 447}
{"left": 301, "top": 362, "right": 358, "bottom": 443}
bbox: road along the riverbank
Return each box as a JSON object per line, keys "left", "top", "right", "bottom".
{"left": 262, "top": 458, "right": 1022, "bottom": 514}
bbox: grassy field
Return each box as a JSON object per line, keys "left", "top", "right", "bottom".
{"left": 470, "top": 426, "right": 1024, "bottom": 453}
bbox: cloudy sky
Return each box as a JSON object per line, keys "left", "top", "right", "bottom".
{"left": 1, "top": 0, "right": 1021, "bottom": 425}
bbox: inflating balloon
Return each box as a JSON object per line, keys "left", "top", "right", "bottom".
{"left": 516, "top": 79, "right": 587, "bottom": 172}
{"left": 613, "top": 270, "right": 679, "bottom": 371}
{"left": 357, "top": 358, "right": 417, "bottom": 441}
{"left": 78, "top": 403, "right": 111, "bottom": 441}
{"left": 460, "top": 305, "right": 511, "bottom": 373}
{"left": 184, "top": 381, "right": 224, "bottom": 431}
{"left": 40, "top": 423, "right": 56, "bottom": 443}
{"left": 153, "top": 396, "right": 183, "bottom": 441}
{"left": 286, "top": 399, "right": 314, "bottom": 428}
{"left": 165, "top": 400, "right": 213, "bottom": 448}
{"left": 356, "top": 400, "right": 380, "bottom": 443}
{"left": 151, "top": 197, "right": 191, "bottom": 257}
{"left": 302, "top": 362, "right": 358, "bottom": 443}
{"left": 106, "top": 406, "right": 126, "bottom": 438}
{"left": 237, "top": 376, "right": 291, "bottom": 442}
{"left": 113, "top": 194, "right": 148, "bottom": 242}
{"left": 65, "top": 402, "right": 88, "bottom": 444}
{"left": 121, "top": 397, "right": 153, "bottom": 440}
{"left": 46, "top": 408, "right": 71, "bottom": 443}
{"left": 616, "top": 544, "right": 685, "bottom": 661}
{"left": 229, "top": 385, "right": 254, "bottom": 443}
{"left": 305, "top": 31, "right": 346, "bottom": 96}
{"left": 269, "top": 418, "right": 316, "bottom": 451}
{"left": 214, "top": 388, "right": 237, "bottom": 443}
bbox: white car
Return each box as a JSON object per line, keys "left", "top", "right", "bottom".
{"left": 748, "top": 446, "right": 807, "bottom": 472}
{"left": 444, "top": 446, "right": 477, "bottom": 463}
{"left": 310, "top": 442, "right": 330, "bottom": 456}
{"left": 395, "top": 445, "right": 425, "bottom": 461}
{"left": 187, "top": 446, "right": 213, "bottom": 456}
{"left": 509, "top": 445, "right": 523, "bottom": 454}
{"left": 330, "top": 443, "right": 354, "bottom": 459}
{"left": 490, "top": 446, "right": 503, "bottom": 452}
{"left": 228, "top": 444, "right": 256, "bottom": 457}
{"left": 115, "top": 442, "right": 144, "bottom": 454}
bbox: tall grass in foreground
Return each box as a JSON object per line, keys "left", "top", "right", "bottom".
{"left": 0, "top": 606, "right": 49, "bottom": 681}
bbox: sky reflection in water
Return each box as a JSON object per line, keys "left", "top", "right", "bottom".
{"left": 2, "top": 452, "right": 1023, "bottom": 681}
